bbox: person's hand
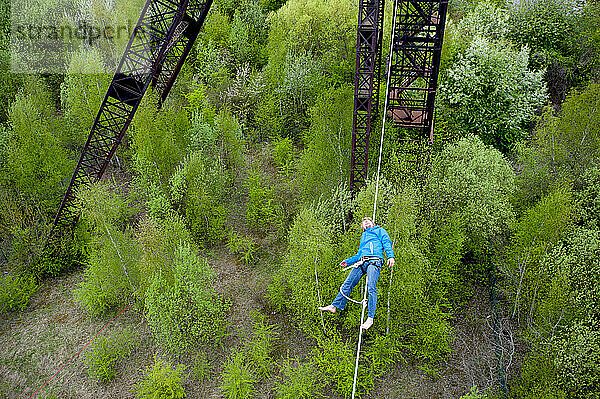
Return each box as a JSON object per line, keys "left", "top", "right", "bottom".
{"left": 387, "top": 258, "right": 395, "bottom": 268}
{"left": 340, "top": 260, "right": 348, "bottom": 268}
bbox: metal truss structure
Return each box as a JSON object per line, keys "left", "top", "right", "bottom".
{"left": 387, "top": 0, "right": 447, "bottom": 140}
{"left": 350, "top": 0, "right": 447, "bottom": 191}
{"left": 49, "top": 0, "right": 212, "bottom": 243}
{"left": 350, "top": 0, "right": 385, "bottom": 192}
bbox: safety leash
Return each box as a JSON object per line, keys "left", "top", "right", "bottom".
{"left": 314, "top": 254, "right": 327, "bottom": 336}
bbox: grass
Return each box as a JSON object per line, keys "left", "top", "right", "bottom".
{"left": 0, "top": 244, "right": 505, "bottom": 399}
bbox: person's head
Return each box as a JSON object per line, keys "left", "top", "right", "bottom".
{"left": 361, "top": 217, "right": 374, "bottom": 231}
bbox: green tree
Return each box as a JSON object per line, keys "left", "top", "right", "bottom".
{"left": 516, "top": 83, "right": 600, "bottom": 206}
{"left": 265, "top": 0, "right": 356, "bottom": 86}
{"left": 75, "top": 183, "right": 140, "bottom": 316}
{"left": 299, "top": 84, "right": 353, "bottom": 200}
{"left": 426, "top": 135, "right": 516, "bottom": 254}
{"left": 145, "top": 244, "right": 227, "bottom": 355}
{"left": 438, "top": 36, "right": 546, "bottom": 151}
{"left": 130, "top": 93, "right": 191, "bottom": 192}
{"left": 5, "top": 77, "right": 74, "bottom": 212}
{"left": 504, "top": 186, "right": 574, "bottom": 330}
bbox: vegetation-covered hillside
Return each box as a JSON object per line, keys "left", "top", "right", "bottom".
{"left": 1, "top": 0, "right": 599, "bottom": 397}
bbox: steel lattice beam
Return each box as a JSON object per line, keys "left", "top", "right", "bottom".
{"left": 49, "top": 0, "right": 213, "bottom": 243}
{"left": 387, "top": 0, "right": 447, "bottom": 140}
{"left": 349, "top": 0, "right": 447, "bottom": 191}
{"left": 350, "top": 0, "right": 385, "bottom": 192}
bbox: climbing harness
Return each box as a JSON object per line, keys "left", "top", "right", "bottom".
{"left": 338, "top": 257, "right": 380, "bottom": 305}
{"left": 350, "top": 0, "right": 400, "bottom": 397}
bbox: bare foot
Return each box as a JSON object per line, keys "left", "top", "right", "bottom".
{"left": 318, "top": 305, "right": 336, "bottom": 313}
{"left": 361, "top": 317, "right": 373, "bottom": 330}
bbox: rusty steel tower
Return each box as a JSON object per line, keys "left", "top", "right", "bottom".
{"left": 350, "top": 0, "right": 448, "bottom": 191}
{"left": 49, "top": 0, "right": 212, "bottom": 243}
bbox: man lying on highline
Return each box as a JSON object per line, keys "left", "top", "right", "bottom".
{"left": 319, "top": 216, "right": 395, "bottom": 330}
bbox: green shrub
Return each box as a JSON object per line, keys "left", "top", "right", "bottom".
{"left": 130, "top": 92, "right": 190, "bottom": 192}
{"left": 74, "top": 184, "right": 141, "bottom": 316}
{"left": 299, "top": 85, "right": 353, "bottom": 201}
{"left": 275, "top": 357, "right": 323, "bottom": 399}
{"left": 186, "top": 191, "right": 228, "bottom": 245}
{"left": 460, "top": 385, "right": 488, "bottom": 399}
{"left": 220, "top": 350, "right": 256, "bottom": 399}
{"left": 311, "top": 332, "right": 369, "bottom": 397}
{"left": 273, "top": 205, "right": 340, "bottom": 337}
{"left": 135, "top": 356, "right": 186, "bottom": 399}
{"left": 426, "top": 135, "right": 515, "bottom": 255}
{"left": 510, "top": 351, "right": 566, "bottom": 399}
{"left": 145, "top": 244, "right": 227, "bottom": 355}
{"left": 245, "top": 312, "right": 278, "bottom": 380}
{"left": 173, "top": 152, "right": 230, "bottom": 246}
{"left": 271, "top": 136, "right": 294, "bottom": 173}
{"left": 5, "top": 77, "right": 74, "bottom": 212}
{"left": 228, "top": 230, "right": 258, "bottom": 265}
{"left": 136, "top": 213, "right": 196, "bottom": 296}
{"left": 437, "top": 36, "right": 546, "bottom": 151}
{"left": 578, "top": 166, "right": 600, "bottom": 230}
{"left": 0, "top": 272, "right": 38, "bottom": 313}
{"left": 504, "top": 185, "right": 574, "bottom": 329}
{"left": 244, "top": 170, "right": 275, "bottom": 231}
{"left": 516, "top": 83, "right": 600, "bottom": 203}
{"left": 85, "top": 328, "right": 135, "bottom": 382}
{"left": 553, "top": 319, "right": 600, "bottom": 398}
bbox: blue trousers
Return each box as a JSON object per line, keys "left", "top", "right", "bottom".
{"left": 331, "top": 259, "right": 382, "bottom": 319}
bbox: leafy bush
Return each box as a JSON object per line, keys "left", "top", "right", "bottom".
{"left": 220, "top": 312, "right": 277, "bottom": 398}
{"left": 145, "top": 244, "right": 227, "bottom": 355}
{"left": 553, "top": 319, "right": 600, "bottom": 397}
{"left": 266, "top": 0, "right": 356, "bottom": 85}
{"left": 130, "top": 93, "right": 190, "bottom": 192}
{"left": 275, "top": 357, "right": 324, "bottom": 399}
{"left": 0, "top": 272, "right": 38, "bottom": 313}
{"left": 136, "top": 213, "right": 196, "bottom": 295}
{"left": 227, "top": 230, "right": 258, "bottom": 265}
{"left": 504, "top": 186, "right": 574, "bottom": 329}
{"left": 426, "top": 135, "right": 515, "bottom": 255}
{"left": 271, "top": 136, "right": 294, "bottom": 173}
{"left": 299, "top": 85, "right": 353, "bottom": 200}
{"left": 171, "top": 152, "right": 230, "bottom": 246}
{"left": 135, "top": 356, "right": 186, "bottom": 399}
{"left": 75, "top": 184, "right": 141, "bottom": 316}
{"left": 0, "top": 186, "right": 51, "bottom": 276}
{"left": 517, "top": 83, "right": 600, "bottom": 202}
{"left": 220, "top": 350, "right": 256, "bottom": 399}
{"left": 244, "top": 312, "right": 278, "bottom": 380}
{"left": 214, "top": 110, "right": 246, "bottom": 174}
{"left": 509, "top": 351, "right": 566, "bottom": 399}
{"left": 460, "top": 385, "right": 488, "bottom": 399}
{"left": 311, "top": 332, "right": 369, "bottom": 397}
{"left": 5, "top": 77, "right": 74, "bottom": 212}
{"left": 457, "top": 2, "right": 508, "bottom": 43}
{"left": 578, "top": 166, "right": 600, "bottom": 230}
{"left": 270, "top": 205, "right": 339, "bottom": 336}
{"left": 438, "top": 37, "right": 546, "bottom": 151}
{"left": 243, "top": 170, "right": 275, "bottom": 231}
{"left": 507, "top": 0, "right": 575, "bottom": 62}
{"left": 85, "top": 328, "right": 135, "bottom": 382}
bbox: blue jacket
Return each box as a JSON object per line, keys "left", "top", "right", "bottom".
{"left": 344, "top": 226, "right": 395, "bottom": 266}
